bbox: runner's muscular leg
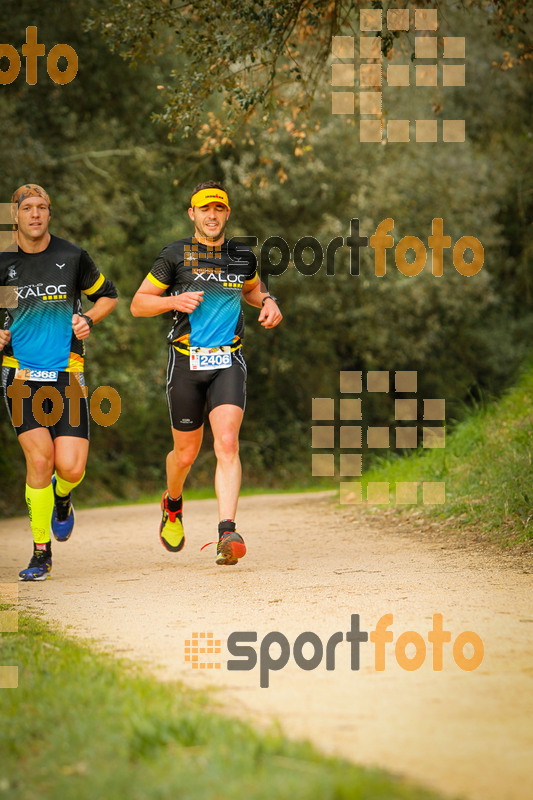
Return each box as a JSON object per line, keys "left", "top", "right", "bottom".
{"left": 209, "top": 404, "right": 243, "bottom": 521}
{"left": 17, "top": 428, "right": 55, "bottom": 488}
{"left": 167, "top": 425, "right": 204, "bottom": 499}
{"left": 54, "top": 436, "right": 89, "bottom": 484}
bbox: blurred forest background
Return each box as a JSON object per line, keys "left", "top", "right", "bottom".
{"left": 0, "top": 0, "right": 531, "bottom": 515}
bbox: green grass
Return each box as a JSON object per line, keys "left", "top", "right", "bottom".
{"left": 361, "top": 361, "right": 533, "bottom": 545}
{"left": 0, "top": 612, "right": 447, "bottom": 800}
{"left": 75, "top": 478, "right": 337, "bottom": 510}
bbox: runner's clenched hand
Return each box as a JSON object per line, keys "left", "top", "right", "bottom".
{"left": 0, "top": 329, "right": 12, "bottom": 350}
{"left": 171, "top": 291, "right": 204, "bottom": 313}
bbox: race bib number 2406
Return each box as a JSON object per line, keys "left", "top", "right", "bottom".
{"left": 189, "top": 346, "right": 232, "bottom": 371}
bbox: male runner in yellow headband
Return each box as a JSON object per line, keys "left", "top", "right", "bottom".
{"left": 131, "top": 180, "right": 282, "bottom": 565}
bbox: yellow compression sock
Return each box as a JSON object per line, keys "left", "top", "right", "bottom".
{"left": 54, "top": 471, "right": 85, "bottom": 497}
{"left": 25, "top": 483, "right": 54, "bottom": 544}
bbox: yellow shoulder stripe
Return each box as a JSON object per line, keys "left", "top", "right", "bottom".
{"left": 82, "top": 273, "right": 105, "bottom": 296}
{"left": 243, "top": 271, "right": 258, "bottom": 287}
{"left": 147, "top": 272, "right": 169, "bottom": 290}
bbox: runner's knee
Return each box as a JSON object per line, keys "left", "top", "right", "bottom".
{"left": 171, "top": 446, "right": 198, "bottom": 470}
{"left": 56, "top": 463, "right": 85, "bottom": 484}
{"left": 25, "top": 451, "right": 54, "bottom": 482}
{"left": 214, "top": 431, "right": 240, "bottom": 460}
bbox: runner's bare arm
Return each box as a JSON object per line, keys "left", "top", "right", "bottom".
{"left": 130, "top": 277, "right": 204, "bottom": 317}
{"left": 242, "top": 278, "right": 282, "bottom": 329}
{"left": 72, "top": 296, "right": 118, "bottom": 340}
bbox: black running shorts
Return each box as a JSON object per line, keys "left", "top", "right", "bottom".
{"left": 166, "top": 347, "right": 247, "bottom": 431}
{"left": 2, "top": 368, "right": 90, "bottom": 439}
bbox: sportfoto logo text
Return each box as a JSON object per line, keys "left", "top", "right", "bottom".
{"left": 230, "top": 218, "right": 484, "bottom": 290}
{"left": 5, "top": 373, "right": 121, "bottom": 429}
{"left": 0, "top": 26, "right": 78, "bottom": 85}
{"left": 186, "top": 613, "right": 484, "bottom": 688}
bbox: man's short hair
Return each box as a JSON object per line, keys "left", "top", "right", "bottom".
{"left": 191, "top": 180, "right": 227, "bottom": 196}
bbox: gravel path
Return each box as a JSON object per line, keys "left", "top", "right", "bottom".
{"left": 2, "top": 491, "right": 532, "bottom": 800}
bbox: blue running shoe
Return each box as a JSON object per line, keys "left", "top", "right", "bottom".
{"left": 50, "top": 476, "right": 75, "bottom": 542}
{"left": 19, "top": 547, "right": 52, "bottom": 581}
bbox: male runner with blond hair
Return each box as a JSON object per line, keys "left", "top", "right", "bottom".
{"left": 0, "top": 184, "right": 118, "bottom": 580}
{"left": 131, "top": 181, "right": 282, "bottom": 564}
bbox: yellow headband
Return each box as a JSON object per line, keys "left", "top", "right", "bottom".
{"left": 190, "top": 188, "right": 230, "bottom": 211}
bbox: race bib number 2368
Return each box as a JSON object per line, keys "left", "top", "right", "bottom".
{"left": 15, "top": 368, "right": 58, "bottom": 382}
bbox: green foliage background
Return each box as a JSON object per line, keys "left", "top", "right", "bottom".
{"left": 0, "top": 0, "right": 531, "bottom": 515}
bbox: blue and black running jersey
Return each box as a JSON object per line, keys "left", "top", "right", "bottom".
{"left": 0, "top": 235, "right": 117, "bottom": 372}
{"left": 147, "top": 237, "right": 257, "bottom": 349}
